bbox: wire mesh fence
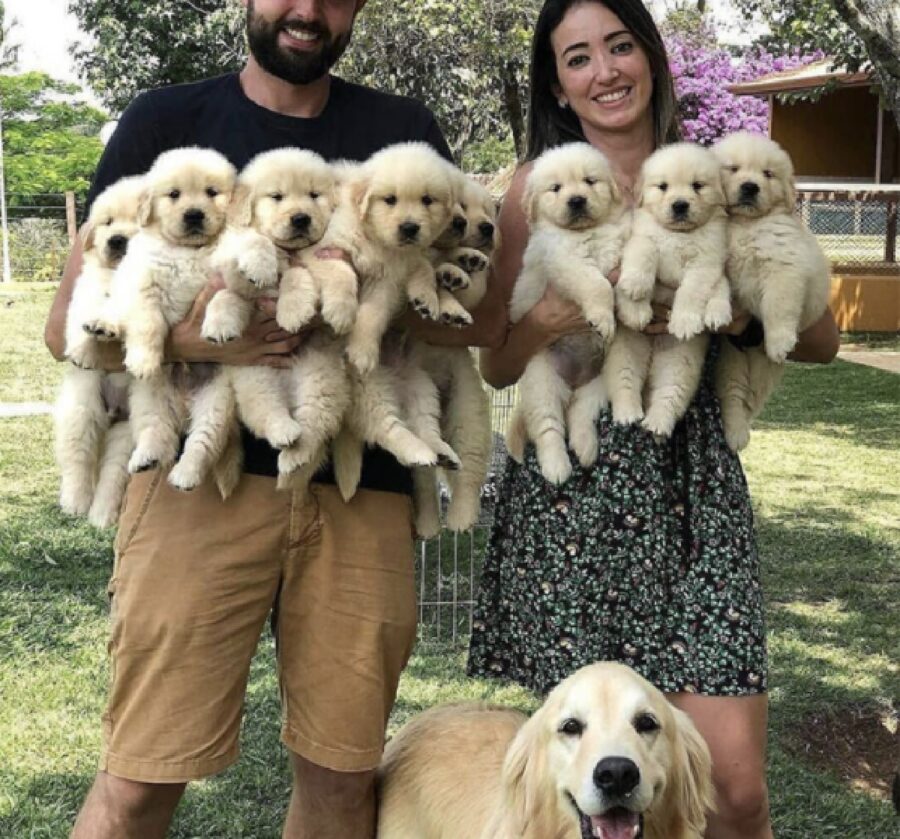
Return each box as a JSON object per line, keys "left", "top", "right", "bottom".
{"left": 2, "top": 193, "right": 80, "bottom": 283}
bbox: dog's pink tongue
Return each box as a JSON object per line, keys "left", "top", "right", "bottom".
{"left": 590, "top": 811, "right": 640, "bottom": 839}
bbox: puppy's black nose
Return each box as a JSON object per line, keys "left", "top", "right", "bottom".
{"left": 593, "top": 757, "right": 640, "bottom": 798}
{"left": 183, "top": 208, "right": 206, "bottom": 228}
{"left": 568, "top": 195, "right": 588, "bottom": 212}
{"left": 451, "top": 215, "right": 467, "bottom": 233}
{"left": 479, "top": 221, "right": 495, "bottom": 239}
{"left": 291, "top": 212, "right": 311, "bottom": 231}
{"left": 739, "top": 181, "right": 760, "bottom": 198}
{"left": 107, "top": 234, "right": 128, "bottom": 253}
{"left": 399, "top": 221, "right": 421, "bottom": 240}
{"left": 671, "top": 199, "right": 690, "bottom": 216}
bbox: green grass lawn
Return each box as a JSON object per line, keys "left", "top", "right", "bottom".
{"left": 0, "top": 287, "right": 897, "bottom": 836}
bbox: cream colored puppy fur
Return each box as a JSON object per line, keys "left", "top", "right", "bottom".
{"left": 169, "top": 148, "right": 352, "bottom": 491}
{"left": 99, "top": 147, "right": 236, "bottom": 474}
{"left": 506, "top": 143, "right": 629, "bottom": 485}
{"left": 377, "top": 662, "right": 714, "bottom": 839}
{"left": 411, "top": 177, "right": 498, "bottom": 537}
{"left": 319, "top": 142, "right": 456, "bottom": 375}
{"left": 711, "top": 132, "right": 830, "bottom": 450}
{"left": 605, "top": 144, "right": 729, "bottom": 437}
{"left": 55, "top": 176, "right": 143, "bottom": 526}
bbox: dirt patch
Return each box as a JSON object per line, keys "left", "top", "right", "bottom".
{"left": 781, "top": 705, "right": 898, "bottom": 803}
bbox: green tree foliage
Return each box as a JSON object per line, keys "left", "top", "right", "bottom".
{"left": 342, "top": 0, "right": 540, "bottom": 158}
{"left": 69, "top": 0, "right": 245, "bottom": 113}
{"left": 0, "top": 73, "right": 107, "bottom": 202}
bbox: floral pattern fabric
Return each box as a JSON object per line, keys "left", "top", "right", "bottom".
{"left": 468, "top": 348, "right": 767, "bottom": 697}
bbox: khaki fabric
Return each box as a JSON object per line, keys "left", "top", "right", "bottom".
{"left": 101, "top": 470, "right": 417, "bottom": 782}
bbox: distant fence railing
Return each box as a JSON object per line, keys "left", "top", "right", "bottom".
{"left": 1, "top": 192, "right": 81, "bottom": 283}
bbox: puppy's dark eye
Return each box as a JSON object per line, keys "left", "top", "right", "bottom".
{"left": 692, "top": 181, "right": 704, "bottom": 192}
{"left": 727, "top": 165, "right": 739, "bottom": 174}
{"left": 550, "top": 183, "right": 562, "bottom": 193}
{"left": 460, "top": 202, "right": 468, "bottom": 211}
{"left": 206, "top": 187, "right": 219, "bottom": 198}
{"left": 168, "top": 189, "right": 181, "bottom": 200}
{"left": 310, "top": 191, "right": 320, "bottom": 200}
{"left": 422, "top": 195, "right": 434, "bottom": 207}
{"left": 106, "top": 218, "right": 114, "bottom": 226}
{"left": 634, "top": 713, "right": 660, "bottom": 734}
{"left": 559, "top": 718, "right": 584, "bottom": 736}
{"left": 584, "top": 177, "right": 598, "bottom": 186}
{"left": 384, "top": 195, "right": 397, "bottom": 206}
{"left": 658, "top": 182, "right": 668, "bottom": 192}
{"left": 763, "top": 170, "right": 775, "bottom": 179}
{"left": 271, "top": 193, "right": 284, "bottom": 202}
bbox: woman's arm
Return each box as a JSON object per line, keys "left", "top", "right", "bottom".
{"left": 787, "top": 307, "right": 840, "bottom": 364}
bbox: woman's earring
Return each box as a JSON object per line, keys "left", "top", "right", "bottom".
{"left": 558, "top": 98, "right": 569, "bottom": 109}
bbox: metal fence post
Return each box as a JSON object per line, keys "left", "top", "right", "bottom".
{"left": 65, "top": 192, "right": 77, "bottom": 245}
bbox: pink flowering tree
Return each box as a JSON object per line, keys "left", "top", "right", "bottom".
{"left": 662, "top": 15, "right": 822, "bottom": 145}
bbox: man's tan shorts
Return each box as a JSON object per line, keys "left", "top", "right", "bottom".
{"left": 101, "top": 470, "right": 417, "bottom": 782}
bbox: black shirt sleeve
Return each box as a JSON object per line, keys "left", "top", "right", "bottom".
{"left": 83, "top": 92, "right": 165, "bottom": 218}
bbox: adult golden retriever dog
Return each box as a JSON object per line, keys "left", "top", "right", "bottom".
{"left": 377, "top": 662, "right": 714, "bottom": 839}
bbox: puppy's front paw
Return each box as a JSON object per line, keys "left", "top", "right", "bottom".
{"left": 167, "top": 461, "right": 203, "bottom": 492}
{"left": 569, "top": 426, "right": 600, "bottom": 468}
{"left": 539, "top": 451, "right": 573, "bottom": 486}
{"left": 724, "top": 423, "right": 751, "bottom": 453}
{"left": 454, "top": 247, "right": 488, "bottom": 274}
{"left": 667, "top": 309, "right": 704, "bottom": 341}
{"left": 439, "top": 299, "right": 474, "bottom": 328}
{"left": 704, "top": 297, "right": 733, "bottom": 331}
{"left": 320, "top": 295, "right": 358, "bottom": 336}
{"left": 66, "top": 341, "right": 101, "bottom": 370}
{"left": 238, "top": 245, "right": 279, "bottom": 289}
{"left": 410, "top": 290, "right": 441, "bottom": 321}
{"left": 276, "top": 294, "right": 317, "bottom": 333}
{"left": 641, "top": 408, "right": 676, "bottom": 438}
{"left": 434, "top": 442, "right": 461, "bottom": 471}
{"left": 436, "top": 264, "right": 470, "bottom": 291}
{"left": 611, "top": 399, "right": 644, "bottom": 426}
{"left": 586, "top": 307, "right": 616, "bottom": 341}
{"left": 201, "top": 311, "right": 243, "bottom": 344}
{"left": 765, "top": 329, "right": 797, "bottom": 364}
{"left": 616, "top": 297, "right": 653, "bottom": 331}
{"left": 125, "top": 348, "right": 163, "bottom": 379}
{"left": 83, "top": 319, "right": 120, "bottom": 341}
{"left": 345, "top": 339, "right": 379, "bottom": 376}
{"left": 265, "top": 416, "right": 303, "bottom": 449}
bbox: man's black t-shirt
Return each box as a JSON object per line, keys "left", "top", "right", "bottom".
{"left": 87, "top": 72, "right": 454, "bottom": 494}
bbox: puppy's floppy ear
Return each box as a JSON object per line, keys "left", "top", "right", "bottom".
{"left": 502, "top": 710, "right": 559, "bottom": 838}
{"left": 81, "top": 219, "right": 97, "bottom": 252}
{"left": 708, "top": 170, "right": 727, "bottom": 209}
{"left": 780, "top": 171, "right": 797, "bottom": 213}
{"left": 608, "top": 175, "right": 622, "bottom": 205}
{"left": 137, "top": 188, "right": 155, "bottom": 227}
{"left": 657, "top": 707, "right": 715, "bottom": 837}
{"left": 350, "top": 171, "right": 373, "bottom": 221}
{"left": 521, "top": 176, "right": 541, "bottom": 226}
{"left": 634, "top": 173, "right": 646, "bottom": 208}
{"left": 228, "top": 182, "right": 253, "bottom": 226}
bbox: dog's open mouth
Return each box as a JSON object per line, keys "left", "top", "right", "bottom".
{"left": 580, "top": 808, "right": 643, "bottom": 839}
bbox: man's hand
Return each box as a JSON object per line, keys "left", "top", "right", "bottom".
{"left": 167, "top": 277, "right": 305, "bottom": 367}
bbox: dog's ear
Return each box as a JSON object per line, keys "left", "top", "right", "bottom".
{"left": 521, "top": 176, "right": 541, "bottom": 226}
{"left": 81, "top": 219, "right": 97, "bottom": 252}
{"left": 708, "top": 170, "right": 727, "bottom": 209}
{"left": 780, "top": 171, "right": 797, "bottom": 213}
{"left": 228, "top": 182, "right": 253, "bottom": 226}
{"left": 137, "top": 188, "right": 155, "bottom": 227}
{"left": 502, "top": 712, "right": 557, "bottom": 838}
{"left": 608, "top": 176, "right": 623, "bottom": 205}
{"left": 350, "top": 171, "right": 373, "bottom": 221}
{"left": 634, "top": 173, "right": 645, "bottom": 208}
{"left": 657, "top": 707, "right": 715, "bottom": 837}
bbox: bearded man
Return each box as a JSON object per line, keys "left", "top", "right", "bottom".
{"left": 45, "top": 3, "right": 496, "bottom": 837}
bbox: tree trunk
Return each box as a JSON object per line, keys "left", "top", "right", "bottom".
{"left": 830, "top": 0, "right": 900, "bottom": 130}
{"left": 501, "top": 60, "right": 526, "bottom": 158}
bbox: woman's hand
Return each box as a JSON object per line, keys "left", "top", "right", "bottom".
{"left": 527, "top": 284, "right": 593, "bottom": 343}
{"left": 166, "top": 277, "right": 306, "bottom": 368}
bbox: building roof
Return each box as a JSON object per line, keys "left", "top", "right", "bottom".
{"left": 729, "top": 59, "right": 873, "bottom": 95}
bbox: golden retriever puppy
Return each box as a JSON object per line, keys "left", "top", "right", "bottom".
{"left": 320, "top": 142, "right": 456, "bottom": 375}
{"left": 100, "top": 147, "right": 236, "bottom": 473}
{"left": 377, "top": 662, "right": 714, "bottom": 839}
{"left": 506, "top": 143, "right": 630, "bottom": 484}
{"left": 55, "top": 176, "right": 143, "bottom": 526}
{"left": 411, "top": 183, "right": 499, "bottom": 535}
{"left": 711, "top": 132, "right": 831, "bottom": 450}
{"left": 616, "top": 143, "right": 731, "bottom": 338}
{"left": 169, "top": 148, "right": 354, "bottom": 491}
{"left": 605, "top": 144, "right": 729, "bottom": 438}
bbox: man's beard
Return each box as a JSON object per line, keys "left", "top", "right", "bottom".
{"left": 246, "top": 0, "right": 352, "bottom": 85}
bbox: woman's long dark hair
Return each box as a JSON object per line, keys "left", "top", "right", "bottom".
{"left": 525, "top": 0, "right": 681, "bottom": 160}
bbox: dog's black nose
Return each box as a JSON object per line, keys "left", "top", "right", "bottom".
{"left": 107, "top": 234, "right": 128, "bottom": 253}
{"left": 291, "top": 212, "right": 311, "bottom": 231}
{"left": 671, "top": 199, "right": 690, "bottom": 216}
{"left": 568, "top": 195, "right": 588, "bottom": 212}
{"left": 183, "top": 208, "right": 206, "bottom": 228}
{"left": 593, "top": 757, "right": 640, "bottom": 798}
{"left": 479, "top": 221, "right": 495, "bottom": 239}
{"left": 452, "top": 214, "right": 467, "bottom": 233}
{"left": 739, "top": 181, "right": 760, "bottom": 198}
{"left": 399, "top": 221, "right": 421, "bottom": 240}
